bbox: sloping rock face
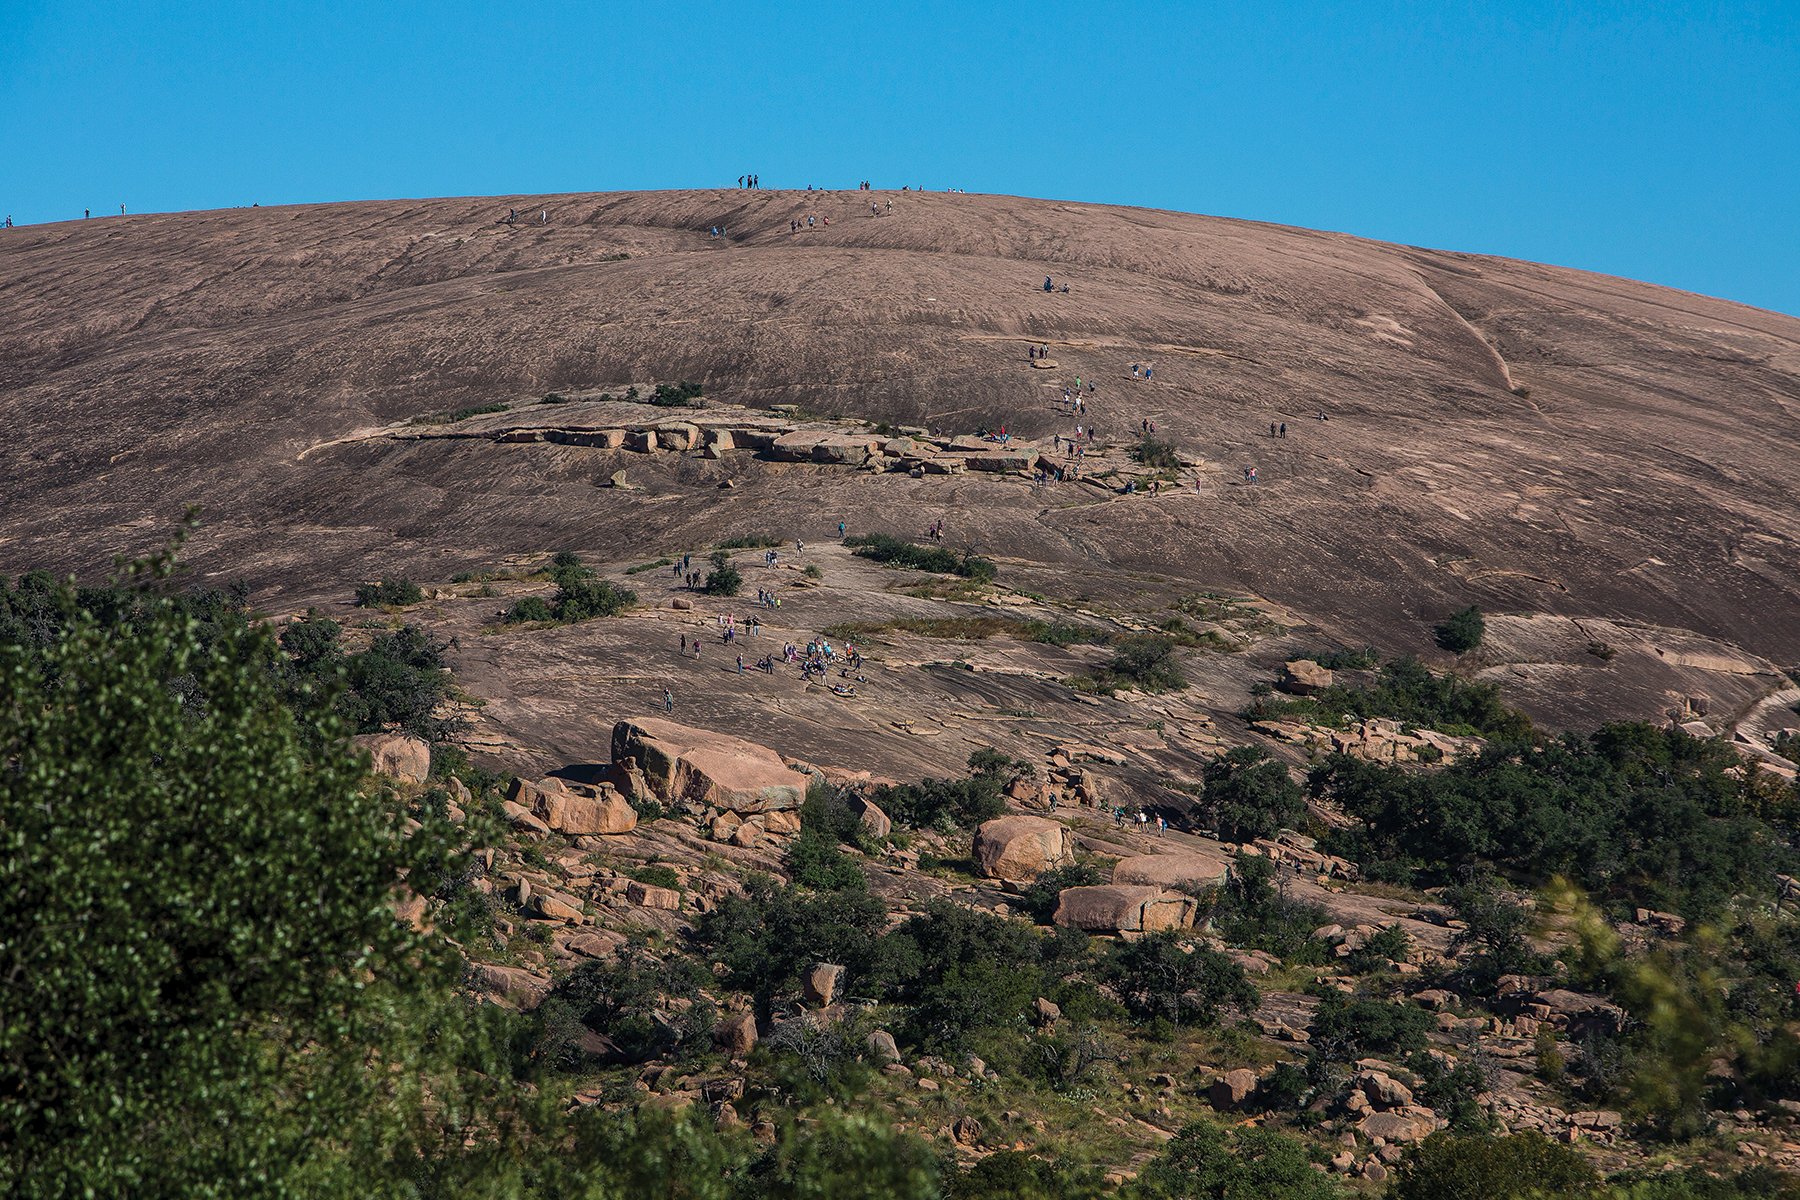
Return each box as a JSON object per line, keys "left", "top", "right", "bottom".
{"left": 6, "top": 190, "right": 1800, "bottom": 703}
{"left": 1053, "top": 885, "right": 1197, "bottom": 933}
{"left": 611, "top": 718, "right": 807, "bottom": 813}
{"left": 973, "top": 815, "right": 1074, "bottom": 882}
{"left": 1112, "top": 852, "right": 1231, "bottom": 891}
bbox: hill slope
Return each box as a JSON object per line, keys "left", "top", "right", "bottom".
{"left": 3, "top": 190, "right": 1798, "bottom": 716}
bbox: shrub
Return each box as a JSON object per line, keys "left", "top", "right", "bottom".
{"left": 501, "top": 553, "right": 635, "bottom": 625}
{"left": 1133, "top": 437, "right": 1181, "bottom": 470}
{"left": 353, "top": 578, "right": 423, "bottom": 608}
{"left": 1128, "top": 1119, "right": 1340, "bottom": 1200}
{"left": 1310, "top": 992, "right": 1431, "bottom": 1060}
{"left": 874, "top": 753, "right": 1013, "bottom": 832}
{"left": 1103, "top": 932, "right": 1258, "bottom": 1029}
{"left": 340, "top": 625, "right": 453, "bottom": 739}
{"left": 1389, "top": 1131, "right": 1594, "bottom": 1200}
{"left": 625, "top": 864, "right": 680, "bottom": 890}
{"left": 785, "top": 824, "right": 868, "bottom": 893}
{"left": 1313, "top": 644, "right": 1380, "bottom": 670}
{"left": 1200, "top": 745, "right": 1305, "bottom": 843}
{"left": 1434, "top": 605, "right": 1486, "bottom": 654}
{"left": 702, "top": 551, "right": 743, "bottom": 597}
{"left": 845, "top": 533, "right": 997, "bottom": 583}
{"left": 950, "top": 1150, "right": 1109, "bottom": 1200}
{"left": 1211, "top": 851, "right": 1330, "bottom": 964}
{"left": 1314, "top": 723, "right": 1788, "bottom": 917}
{"left": 1076, "top": 634, "right": 1187, "bottom": 695}
{"left": 715, "top": 534, "right": 782, "bottom": 549}
{"left": 691, "top": 876, "right": 891, "bottom": 1008}
{"left": 884, "top": 903, "right": 1079, "bottom": 1052}
{"left": 648, "top": 381, "right": 704, "bottom": 407}
{"left": 1252, "top": 655, "right": 1529, "bottom": 738}
{"left": 504, "top": 595, "right": 556, "bottom": 623}
{"left": 534, "top": 948, "right": 715, "bottom": 1066}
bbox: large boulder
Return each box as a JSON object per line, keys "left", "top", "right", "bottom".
{"left": 1280, "top": 659, "right": 1335, "bottom": 695}
{"left": 611, "top": 718, "right": 807, "bottom": 813}
{"left": 844, "top": 793, "right": 892, "bottom": 841}
{"left": 1112, "top": 852, "right": 1231, "bottom": 891}
{"left": 1357, "top": 1112, "right": 1433, "bottom": 1143}
{"left": 1052, "top": 885, "right": 1197, "bottom": 934}
{"left": 354, "top": 732, "right": 431, "bottom": 785}
{"left": 1209, "top": 1068, "right": 1260, "bottom": 1110}
{"left": 1356, "top": 1070, "right": 1415, "bottom": 1110}
{"left": 715, "top": 1012, "right": 758, "bottom": 1056}
{"left": 803, "top": 963, "right": 846, "bottom": 1007}
{"left": 973, "top": 815, "right": 1074, "bottom": 882}
{"left": 470, "top": 963, "right": 551, "bottom": 1011}
{"left": 513, "top": 777, "right": 639, "bottom": 835}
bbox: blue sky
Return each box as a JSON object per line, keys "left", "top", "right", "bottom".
{"left": 5, "top": 1, "right": 1797, "bottom": 316}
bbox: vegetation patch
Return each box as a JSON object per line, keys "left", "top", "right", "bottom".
{"left": 845, "top": 533, "right": 998, "bottom": 583}
{"left": 412, "top": 401, "right": 510, "bottom": 425}
{"left": 1069, "top": 633, "right": 1187, "bottom": 694}
{"left": 1249, "top": 655, "right": 1530, "bottom": 738}
{"left": 502, "top": 552, "right": 635, "bottom": 625}
{"left": 647, "top": 381, "right": 704, "bottom": 407}
{"left": 353, "top": 577, "right": 423, "bottom": 608}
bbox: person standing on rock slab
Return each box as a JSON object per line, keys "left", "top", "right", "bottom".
{"left": 662, "top": 688, "right": 674, "bottom": 713}
{"left": 838, "top": 521, "right": 847, "bottom": 539}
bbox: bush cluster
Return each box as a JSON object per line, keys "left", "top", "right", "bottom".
{"left": 353, "top": 577, "right": 423, "bottom": 607}
{"left": 503, "top": 553, "right": 635, "bottom": 625}
{"left": 1250, "top": 655, "right": 1530, "bottom": 738}
{"left": 845, "top": 533, "right": 998, "bottom": 583}
{"left": 1314, "top": 722, "right": 1795, "bottom": 915}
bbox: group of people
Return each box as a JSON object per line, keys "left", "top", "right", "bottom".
{"left": 788, "top": 215, "right": 830, "bottom": 232}
{"left": 737, "top": 174, "right": 763, "bottom": 189}
{"left": 1114, "top": 807, "right": 1169, "bottom": 836}
{"left": 1130, "top": 363, "right": 1155, "bottom": 381}
{"left": 1042, "top": 276, "right": 1070, "bottom": 293}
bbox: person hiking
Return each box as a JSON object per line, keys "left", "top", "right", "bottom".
{"left": 838, "top": 520, "right": 847, "bottom": 539}
{"left": 1270, "top": 422, "right": 1278, "bottom": 438}
{"left": 1280, "top": 422, "right": 1287, "bottom": 438}
{"left": 1044, "top": 276, "right": 1054, "bottom": 292}
{"left": 662, "top": 688, "right": 674, "bottom": 713}
{"left": 680, "top": 633, "right": 688, "bottom": 654}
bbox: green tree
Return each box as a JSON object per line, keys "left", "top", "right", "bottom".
{"left": 1103, "top": 932, "right": 1258, "bottom": 1030}
{"left": 1201, "top": 745, "right": 1305, "bottom": 843}
{"left": 0, "top": 551, "right": 525, "bottom": 1197}
{"left": 704, "top": 550, "right": 744, "bottom": 597}
{"left": 1434, "top": 605, "right": 1486, "bottom": 653}
{"left": 1390, "top": 1131, "right": 1596, "bottom": 1200}
{"left": 1127, "top": 1119, "right": 1341, "bottom": 1200}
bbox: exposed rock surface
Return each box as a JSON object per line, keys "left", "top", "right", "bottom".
{"left": 1052, "top": 885, "right": 1197, "bottom": 933}
{"left": 612, "top": 718, "right": 807, "bottom": 813}
{"left": 355, "top": 733, "right": 431, "bottom": 785}
{"left": 973, "top": 815, "right": 1075, "bottom": 882}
